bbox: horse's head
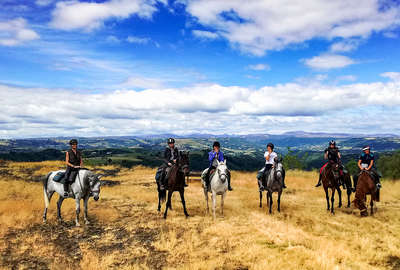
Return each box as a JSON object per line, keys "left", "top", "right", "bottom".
{"left": 330, "top": 163, "right": 340, "bottom": 180}
{"left": 178, "top": 151, "right": 190, "bottom": 176}
{"left": 88, "top": 173, "right": 102, "bottom": 201}
{"left": 217, "top": 160, "right": 228, "bottom": 183}
{"left": 274, "top": 157, "right": 284, "bottom": 180}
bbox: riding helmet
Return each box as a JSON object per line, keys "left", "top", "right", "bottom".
{"left": 267, "top": 142, "right": 274, "bottom": 150}
{"left": 213, "top": 141, "right": 221, "bottom": 148}
{"left": 69, "top": 139, "right": 78, "bottom": 145}
{"left": 167, "top": 138, "right": 175, "bottom": 144}
{"left": 329, "top": 140, "right": 336, "bottom": 146}
{"left": 362, "top": 145, "right": 370, "bottom": 151}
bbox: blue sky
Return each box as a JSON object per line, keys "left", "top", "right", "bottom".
{"left": 0, "top": 0, "right": 400, "bottom": 138}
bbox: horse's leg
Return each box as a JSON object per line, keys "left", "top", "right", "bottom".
{"left": 259, "top": 191, "right": 262, "bottom": 208}
{"left": 158, "top": 192, "right": 161, "bottom": 212}
{"left": 337, "top": 187, "right": 342, "bottom": 208}
{"left": 370, "top": 197, "right": 374, "bottom": 216}
{"left": 163, "top": 190, "right": 173, "bottom": 219}
{"left": 331, "top": 188, "right": 335, "bottom": 214}
{"left": 212, "top": 191, "right": 217, "bottom": 220}
{"left": 56, "top": 196, "right": 64, "bottom": 223}
{"left": 346, "top": 187, "right": 352, "bottom": 208}
{"left": 179, "top": 190, "right": 189, "bottom": 217}
{"left": 277, "top": 191, "right": 281, "bottom": 212}
{"left": 83, "top": 196, "right": 90, "bottom": 225}
{"left": 43, "top": 190, "right": 54, "bottom": 223}
{"left": 221, "top": 192, "right": 225, "bottom": 217}
{"left": 268, "top": 192, "right": 273, "bottom": 214}
{"left": 75, "top": 197, "right": 81, "bottom": 227}
{"left": 204, "top": 188, "right": 209, "bottom": 214}
{"left": 324, "top": 187, "right": 330, "bottom": 211}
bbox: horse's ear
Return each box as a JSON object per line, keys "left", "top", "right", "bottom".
{"left": 97, "top": 175, "right": 102, "bottom": 180}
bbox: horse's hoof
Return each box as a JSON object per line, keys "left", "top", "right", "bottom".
{"left": 85, "top": 220, "right": 90, "bottom": 225}
{"left": 76, "top": 223, "right": 81, "bottom": 227}
{"left": 43, "top": 219, "right": 47, "bottom": 224}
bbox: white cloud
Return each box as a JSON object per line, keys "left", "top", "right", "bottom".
{"left": 50, "top": 0, "right": 158, "bottom": 31}
{"left": 1, "top": 74, "right": 400, "bottom": 137}
{"left": 330, "top": 39, "right": 361, "bottom": 52}
{"left": 181, "top": 0, "right": 400, "bottom": 55}
{"left": 120, "top": 76, "right": 164, "bottom": 89}
{"left": 303, "top": 54, "right": 356, "bottom": 70}
{"left": 247, "top": 64, "right": 270, "bottom": 71}
{"left": 0, "top": 18, "right": 39, "bottom": 46}
{"left": 381, "top": 72, "right": 400, "bottom": 81}
{"left": 336, "top": 75, "right": 357, "bottom": 82}
{"left": 35, "top": 0, "right": 53, "bottom": 6}
{"left": 383, "top": 31, "right": 398, "bottom": 38}
{"left": 106, "top": 35, "right": 121, "bottom": 43}
{"left": 126, "top": 36, "right": 151, "bottom": 44}
{"left": 192, "top": 30, "right": 219, "bottom": 39}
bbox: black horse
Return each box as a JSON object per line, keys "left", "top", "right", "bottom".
{"left": 156, "top": 151, "right": 190, "bottom": 219}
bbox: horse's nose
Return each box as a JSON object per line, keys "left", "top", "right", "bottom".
{"left": 94, "top": 196, "right": 99, "bottom": 201}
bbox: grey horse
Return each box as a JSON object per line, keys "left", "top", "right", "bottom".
{"left": 201, "top": 160, "right": 229, "bottom": 219}
{"left": 265, "top": 158, "right": 285, "bottom": 214}
{"left": 43, "top": 169, "right": 101, "bottom": 226}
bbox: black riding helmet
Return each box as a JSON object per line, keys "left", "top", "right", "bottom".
{"left": 213, "top": 141, "right": 220, "bottom": 148}
{"left": 329, "top": 140, "right": 336, "bottom": 146}
{"left": 69, "top": 139, "right": 78, "bottom": 145}
{"left": 167, "top": 138, "right": 175, "bottom": 144}
{"left": 267, "top": 142, "right": 274, "bottom": 150}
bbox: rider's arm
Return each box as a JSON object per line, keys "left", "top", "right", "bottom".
{"left": 338, "top": 152, "right": 341, "bottom": 159}
{"left": 324, "top": 150, "right": 328, "bottom": 160}
{"left": 219, "top": 151, "right": 224, "bottom": 162}
{"left": 357, "top": 159, "right": 363, "bottom": 170}
{"left": 208, "top": 152, "right": 215, "bottom": 163}
{"left": 367, "top": 160, "right": 374, "bottom": 171}
{"left": 80, "top": 153, "right": 83, "bottom": 167}
{"left": 65, "top": 152, "right": 75, "bottom": 168}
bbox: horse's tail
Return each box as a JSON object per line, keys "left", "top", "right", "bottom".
{"left": 43, "top": 172, "right": 52, "bottom": 208}
{"left": 159, "top": 189, "right": 166, "bottom": 203}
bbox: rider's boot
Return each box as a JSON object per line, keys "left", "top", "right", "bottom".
{"left": 160, "top": 173, "right": 166, "bottom": 190}
{"left": 315, "top": 174, "right": 322, "bottom": 187}
{"left": 282, "top": 177, "right": 287, "bottom": 189}
{"left": 375, "top": 176, "right": 382, "bottom": 189}
{"left": 63, "top": 182, "right": 69, "bottom": 197}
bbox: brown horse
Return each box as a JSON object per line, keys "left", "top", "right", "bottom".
{"left": 353, "top": 170, "right": 380, "bottom": 217}
{"left": 163, "top": 151, "right": 190, "bottom": 219}
{"left": 321, "top": 162, "right": 342, "bottom": 214}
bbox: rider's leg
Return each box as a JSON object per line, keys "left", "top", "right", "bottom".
{"left": 62, "top": 167, "right": 72, "bottom": 197}
{"left": 371, "top": 168, "right": 382, "bottom": 188}
{"left": 227, "top": 170, "right": 233, "bottom": 191}
{"left": 205, "top": 166, "right": 214, "bottom": 189}
{"left": 353, "top": 172, "right": 359, "bottom": 192}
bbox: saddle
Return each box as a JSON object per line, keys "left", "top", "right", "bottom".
{"left": 53, "top": 172, "right": 66, "bottom": 183}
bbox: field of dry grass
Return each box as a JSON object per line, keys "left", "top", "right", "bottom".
{"left": 0, "top": 160, "right": 399, "bottom": 270}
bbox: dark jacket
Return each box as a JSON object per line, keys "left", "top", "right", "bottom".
{"left": 164, "top": 147, "right": 179, "bottom": 165}
{"left": 67, "top": 149, "right": 82, "bottom": 167}
{"left": 325, "top": 147, "right": 340, "bottom": 163}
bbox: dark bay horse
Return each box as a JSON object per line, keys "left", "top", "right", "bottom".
{"left": 343, "top": 171, "right": 352, "bottom": 208}
{"left": 353, "top": 170, "right": 380, "bottom": 217}
{"left": 321, "top": 162, "right": 343, "bottom": 214}
{"left": 160, "top": 151, "right": 190, "bottom": 219}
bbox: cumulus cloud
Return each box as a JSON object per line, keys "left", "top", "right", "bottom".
{"left": 192, "top": 30, "right": 219, "bottom": 39}
{"left": 0, "top": 18, "right": 40, "bottom": 46}
{"left": 330, "top": 39, "right": 361, "bottom": 52}
{"left": 50, "top": 0, "right": 159, "bottom": 31}
{"left": 181, "top": 0, "right": 400, "bottom": 55}
{"left": 120, "top": 76, "right": 164, "bottom": 89}
{"left": 35, "top": 0, "right": 53, "bottom": 6}
{"left": 1, "top": 74, "right": 400, "bottom": 137}
{"left": 303, "top": 54, "right": 356, "bottom": 70}
{"left": 247, "top": 64, "right": 270, "bottom": 71}
{"left": 126, "top": 35, "right": 151, "bottom": 44}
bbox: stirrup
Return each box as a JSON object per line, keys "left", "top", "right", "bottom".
{"left": 376, "top": 183, "right": 382, "bottom": 189}
{"left": 63, "top": 191, "right": 69, "bottom": 197}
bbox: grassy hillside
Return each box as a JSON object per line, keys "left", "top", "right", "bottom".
{"left": 0, "top": 161, "right": 399, "bottom": 269}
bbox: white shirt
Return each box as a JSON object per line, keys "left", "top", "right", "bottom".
{"left": 264, "top": 151, "right": 277, "bottom": 165}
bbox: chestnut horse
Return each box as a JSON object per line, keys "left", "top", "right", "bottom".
{"left": 353, "top": 170, "right": 380, "bottom": 217}
{"left": 321, "top": 162, "right": 342, "bottom": 214}
{"left": 162, "top": 151, "right": 190, "bottom": 219}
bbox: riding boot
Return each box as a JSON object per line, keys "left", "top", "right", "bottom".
{"left": 160, "top": 172, "right": 166, "bottom": 190}
{"left": 63, "top": 182, "right": 69, "bottom": 197}
{"left": 353, "top": 174, "right": 358, "bottom": 192}
{"left": 375, "top": 176, "right": 382, "bottom": 189}
{"left": 227, "top": 174, "right": 233, "bottom": 191}
{"left": 315, "top": 174, "right": 322, "bottom": 187}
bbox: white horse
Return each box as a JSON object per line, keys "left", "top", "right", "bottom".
{"left": 202, "top": 160, "right": 229, "bottom": 219}
{"left": 43, "top": 169, "right": 101, "bottom": 226}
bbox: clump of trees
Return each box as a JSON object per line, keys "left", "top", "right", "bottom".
{"left": 377, "top": 151, "right": 400, "bottom": 180}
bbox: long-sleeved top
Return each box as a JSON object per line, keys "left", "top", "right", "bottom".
{"left": 164, "top": 147, "right": 179, "bottom": 165}
{"left": 208, "top": 150, "right": 224, "bottom": 167}
{"left": 264, "top": 151, "right": 277, "bottom": 165}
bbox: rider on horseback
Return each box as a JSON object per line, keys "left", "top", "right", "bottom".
{"left": 62, "top": 139, "right": 82, "bottom": 197}
{"left": 315, "top": 140, "right": 345, "bottom": 188}
{"left": 353, "top": 146, "right": 381, "bottom": 191}
{"left": 204, "top": 141, "right": 233, "bottom": 191}
{"left": 157, "top": 138, "right": 181, "bottom": 190}
{"left": 257, "top": 143, "right": 286, "bottom": 190}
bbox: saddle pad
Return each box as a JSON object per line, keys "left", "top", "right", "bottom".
{"left": 53, "top": 172, "right": 65, "bottom": 182}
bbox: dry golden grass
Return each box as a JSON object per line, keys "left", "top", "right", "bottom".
{"left": 0, "top": 162, "right": 399, "bottom": 270}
